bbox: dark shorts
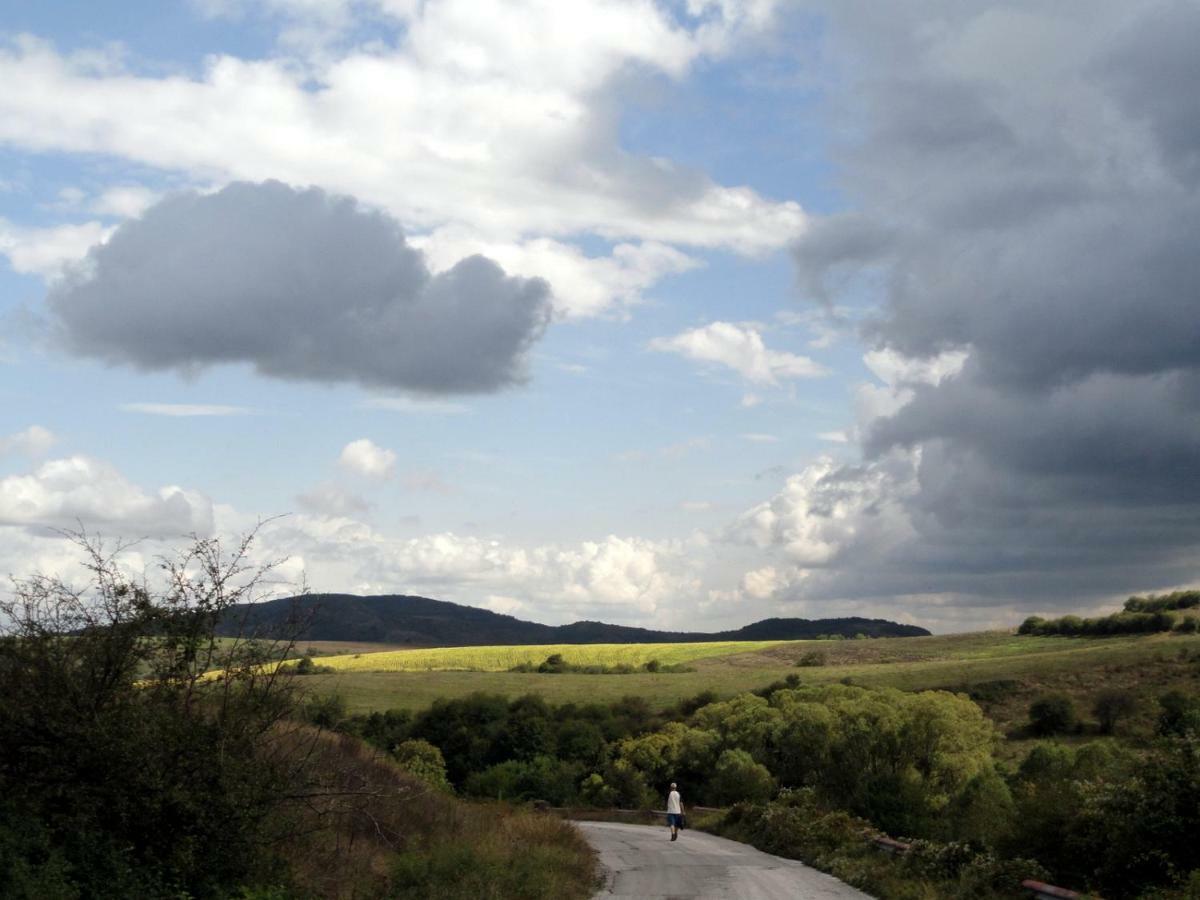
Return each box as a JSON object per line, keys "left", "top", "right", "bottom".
{"left": 667, "top": 813, "right": 683, "bottom": 828}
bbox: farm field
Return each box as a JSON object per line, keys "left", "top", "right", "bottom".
{"left": 302, "top": 630, "right": 1200, "bottom": 753}
{"left": 297, "top": 639, "right": 793, "bottom": 673}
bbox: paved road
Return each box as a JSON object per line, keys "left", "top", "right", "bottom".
{"left": 577, "top": 820, "right": 873, "bottom": 900}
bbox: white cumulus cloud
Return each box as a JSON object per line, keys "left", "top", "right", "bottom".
{"left": 650, "top": 321, "right": 828, "bottom": 385}
{"left": 0, "top": 425, "right": 57, "bottom": 458}
{"left": 0, "top": 455, "right": 214, "bottom": 536}
{"left": 338, "top": 439, "right": 397, "bottom": 479}
{"left": 0, "top": 217, "right": 112, "bottom": 277}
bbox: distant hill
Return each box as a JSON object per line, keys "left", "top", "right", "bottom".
{"left": 215, "top": 593, "right": 929, "bottom": 645}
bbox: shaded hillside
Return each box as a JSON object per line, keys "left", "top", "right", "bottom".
{"left": 216, "top": 592, "right": 929, "bottom": 645}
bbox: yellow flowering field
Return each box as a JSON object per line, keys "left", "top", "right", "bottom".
{"left": 299, "top": 640, "right": 792, "bottom": 673}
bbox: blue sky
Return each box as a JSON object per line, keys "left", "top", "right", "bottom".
{"left": 2, "top": 1, "right": 1197, "bottom": 633}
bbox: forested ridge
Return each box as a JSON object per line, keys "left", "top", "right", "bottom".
{"left": 216, "top": 591, "right": 929, "bottom": 644}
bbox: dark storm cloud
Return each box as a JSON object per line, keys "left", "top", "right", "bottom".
{"left": 1100, "top": 1, "right": 1200, "bottom": 184}
{"left": 779, "top": 1, "right": 1200, "bottom": 613}
{"left": 49, "top": 181, "right": 552, "bottom": 394}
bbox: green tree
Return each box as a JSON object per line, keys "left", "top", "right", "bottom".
{"left": 556, "top": 719, "right": 608, "bottom": 768}
{"left": 602, "top": 759, "right": 652, "bottom": 809}
{"left": 710, "top": 749, "right": 775, "bottom": 805}
{"left": 394, "top": 739, "right": 452, "bottom": 792}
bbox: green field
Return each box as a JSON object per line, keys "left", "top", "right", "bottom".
{"left": 299, "top": 639, "right": 792, "bottom": 673}
{"left": 302, "top": 630, "right": 1200, "bottom": 755}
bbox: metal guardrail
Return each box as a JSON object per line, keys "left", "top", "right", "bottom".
{"left": 869, "top": 835, "right": 912, "bottom": 854}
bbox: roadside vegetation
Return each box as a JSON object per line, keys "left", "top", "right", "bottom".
{"left": 330, "top": 677, "right": 1200, "bottom": 898}
{"left": 0, "top": 532, "right": 596, "bottom": 900}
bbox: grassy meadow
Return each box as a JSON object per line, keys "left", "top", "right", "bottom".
{"left": 301, "top": 630, "right": 1200, "bottom": 751}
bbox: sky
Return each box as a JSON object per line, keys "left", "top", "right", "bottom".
{"left": 1, "top": 0, "right": 1198, "bottom": 633}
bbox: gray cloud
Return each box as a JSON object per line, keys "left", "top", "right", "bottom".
{"left": 49, "top": 181, "right": 552, "bottom": 394}
{"left": 776, "top": 1, "right": 1200, "bottom": 616}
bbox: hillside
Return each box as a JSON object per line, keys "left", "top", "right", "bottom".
{"left": 216, "top": 592, "right": 929, "bottom": 645}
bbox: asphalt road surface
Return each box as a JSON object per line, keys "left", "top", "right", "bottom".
{"left": 578, "top": 820, "right": 873, "bottom": 900}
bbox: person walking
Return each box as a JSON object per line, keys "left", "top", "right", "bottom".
{"left": 666, "top": 782, "right": 684, "bottom": 841}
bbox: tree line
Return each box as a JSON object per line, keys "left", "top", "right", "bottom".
{"left": 1019, "top": 590, "right": 1200, "bottom": 636}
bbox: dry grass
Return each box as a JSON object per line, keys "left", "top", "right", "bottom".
{"left": 271, "top": 726, "right": 597, "bottom": 899}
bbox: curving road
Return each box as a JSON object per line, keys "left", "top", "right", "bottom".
{"left": 577, "top": 820, "right": 873, "bottom": 900}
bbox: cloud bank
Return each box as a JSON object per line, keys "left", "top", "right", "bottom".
{"left": 757, "top": 0, "right": 1200, "bottom": 617}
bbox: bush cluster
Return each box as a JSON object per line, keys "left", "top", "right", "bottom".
{"left": 713, "top": 721, "right": 1200, "bottom": 900}
{"left": 1019, "top": 590, "right": 1200, "bottom": 637}
{"left": 1028, "top": 693, "right": 1077, "bottom": 736}
{"left": 507, "top": 653, "right": 692, "bottom": 674}
{"left": 1124, "top": 591, "right": 1200, "bottom": 614}
{"left": 715, "top": 789, "right": 1049, "bottom": 900}
{"left": 0, "top": 533, "right": 306, "bottom": 898}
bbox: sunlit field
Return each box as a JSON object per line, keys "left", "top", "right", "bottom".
{"left": 296, "top": 639, "right": 794, "bottom": 673}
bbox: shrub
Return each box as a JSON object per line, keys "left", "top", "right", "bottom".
{"left": 465, "top": 755, "right": 583, "bottom": 806}
{"left": 1028, "top": 693, "right": 1077, "bottom": 736}
{"left": 795, "top": 650, "right": 827, "bottom": 667}
{"left": 293, "top": 655, "right": 334, "bottom": 675}
{"left": 578, "top": 773, "right": 616, "bottom": 807}
{"left": 1157, "top": 690, "right": 1200, "bottom": 737}
{"left": 302, "top": 692, "right": 348, "bottom": 729}
{"left": 1092, "top": 689, "right": 1138, "bottom": 735}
